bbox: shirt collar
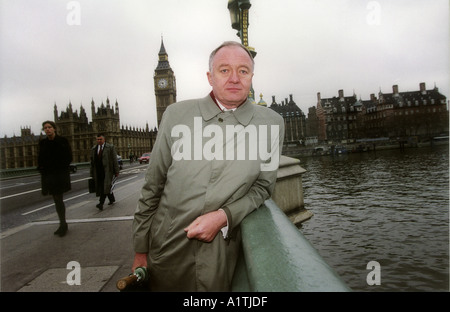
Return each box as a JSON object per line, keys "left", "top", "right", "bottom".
{"left": 199, "top": 92, "right": 254, "bottom": 126}
{"left": 216, "top": 99, "right": 236, "bottom": 112}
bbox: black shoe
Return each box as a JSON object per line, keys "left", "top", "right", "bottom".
{"left": 96, "top": 203, "right": 103, "bottom": 210}
{"left": 108, "top": 200, "right": 115, "bottom": 205}
{"left": 54, "top": 223, "right": 68, "bottom": 237}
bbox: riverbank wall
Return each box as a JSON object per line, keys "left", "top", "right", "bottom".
{"left": 283, "top": 138, "right": 448, "bottom": 158}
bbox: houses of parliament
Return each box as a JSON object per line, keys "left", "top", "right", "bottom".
{"left": 1, "top": 39, "right": 448, "bottom": 169}
{"left": 0, "top": 39, "right": 174, "bottom": 169}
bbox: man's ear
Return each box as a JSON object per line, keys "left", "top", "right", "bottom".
{"left": 206, "top": 71, "right": 213, "bottom": 86}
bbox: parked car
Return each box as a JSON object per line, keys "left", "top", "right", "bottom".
{"left": 69, "top": 164, "right": 77, "bottom": 173}
{"left": 139, "top": 152, "right": 151, "bottom": 164}
{"left": 117, "top": 155, "right": 123, "bottom": 170}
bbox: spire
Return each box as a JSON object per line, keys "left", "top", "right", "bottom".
{"left": 156, "top": 37, "right": 170, "bottom": 70}
{"left": 159, "top": 36, "right": 167, "bottom": 56}
{"left": 91, "top": 98, "right": 95, "bottom": 116}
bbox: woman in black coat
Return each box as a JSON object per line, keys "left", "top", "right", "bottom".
{"left": 38, "top": 121, "right": 72, "bottom": 237}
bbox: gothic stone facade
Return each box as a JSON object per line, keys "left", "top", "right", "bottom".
{"left": 0, "top": 38, "right": 176, "bottom": 170}
{"left": 0, "top": 98, "right": 157, "bottom": 169}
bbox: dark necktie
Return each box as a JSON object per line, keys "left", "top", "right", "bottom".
{"left": 98, "top": 145, "right": 103, "bottom": 158}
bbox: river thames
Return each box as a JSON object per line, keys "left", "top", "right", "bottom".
{"left": 298, "top": 144, "right": 449, "bottom": 292}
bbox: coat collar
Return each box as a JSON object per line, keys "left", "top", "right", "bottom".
{"left": 199, "top": 92, "right": 255, "bottom": 126}
{"left": 92, "top": 142, "right": 109, "bottom": 151}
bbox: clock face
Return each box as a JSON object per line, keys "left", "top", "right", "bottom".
{"left": 158, "top": 78, "right": 168, "bottom": 89}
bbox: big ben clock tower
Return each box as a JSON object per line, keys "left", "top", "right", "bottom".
{"left": 154, "top": 38, "right": 176, "bottom": 127}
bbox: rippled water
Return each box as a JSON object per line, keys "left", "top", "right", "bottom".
{"left": 298, "top": 145, "right": 449, "bottom": 292}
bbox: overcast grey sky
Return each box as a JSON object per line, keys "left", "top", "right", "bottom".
{"left": 0, "top": 0, "right": 448, "bottom": 137}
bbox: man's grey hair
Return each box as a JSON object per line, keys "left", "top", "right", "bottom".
{"left": 208, "top": 41, "right": 255, "bottom": 72}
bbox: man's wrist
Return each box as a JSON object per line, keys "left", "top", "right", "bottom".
{"left": 217, "top": 209, "right": 228, "bottom": 227}
{"left": 218, "top": 209, "right": 229, "bottom": 239}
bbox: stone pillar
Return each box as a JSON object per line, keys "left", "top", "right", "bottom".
{"left": 272, "top": 155, "right": 313, "bottom": 225}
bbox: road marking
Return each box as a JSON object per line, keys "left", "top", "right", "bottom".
{"left": 0, "top": 177, "right": 91, "bottom": 200}
{"left": 32, "top": 216, "right": 134, "bottom": 225}
{"left": 0, "top": 188, "right": 41, "bottom": 200}
{"left": 20, "top": 176, "right": 137, "bottom": 216}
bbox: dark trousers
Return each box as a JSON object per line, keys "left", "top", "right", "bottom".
{"left": 99, "top": 192, "right": 115, "bottom": 204}
{"left": 53, "top": 194, "right": 66, "bottom": 225}
{"left": 96, "top": 172, "right": 115, "bottom": 204}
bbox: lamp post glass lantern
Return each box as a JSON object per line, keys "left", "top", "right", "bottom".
{"left": 227, "top": 0, "right": 256, "bottom": 100}
{"left": 227, "top": 0, "right": 253, "bottom": 49}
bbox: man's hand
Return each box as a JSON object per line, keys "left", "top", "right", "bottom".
{"left": 184, "top": 210, "right": 228, "bottom": 242}
{"left": 132, "top": 252, "right": 148, "bottom": 272}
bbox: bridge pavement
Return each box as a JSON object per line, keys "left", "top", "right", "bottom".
{"left": 0, "top": 171, "right": 143, "bottom": 292}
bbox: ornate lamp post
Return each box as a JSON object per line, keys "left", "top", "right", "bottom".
{"left": 227, "top": 0, "right": 257, "bottom": 101}
{"left": 227, "top": 0, "right": 256, "bottom": 57}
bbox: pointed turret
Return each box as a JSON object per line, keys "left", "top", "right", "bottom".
{"left": 54, "top": 102, "right": 58, "bottom": 121}
{"left": 156, "top": 37, "right": 171, "bottom": 71}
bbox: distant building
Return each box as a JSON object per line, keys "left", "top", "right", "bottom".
{"left": 267, "top": 94, "right": 307, "bottom": 146}
{"left": 363, "top": 83, "right": 448, "bottom": 140}
{"left": 316, "top": 89, "right": 362, "bottom": 144}
{"left": 54, "top": 98, "right": 157, "bottom": 163}
{"left": 0, "top": 127, "right": 41, "bottom": 169}
{"left": 305, "top": 106, "right": 319, "bottom": 145}
{"left": 0, "top": 39, "right": 179, "bottom": 170}
{"left": 1, "top": 38, "right": 183, "bottom": 170}
{"left": 315, "top": 82, "right": 448, "bottom": 144}
{"left": 154, "top": 38, "right": 177, "bottom": 127}
{"left": 0, "top": 98, "right": 157, "bottom": 169}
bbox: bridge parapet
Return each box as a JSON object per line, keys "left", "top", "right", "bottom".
{"left": 232, "top": 199, "right": 350, "bottom": 291}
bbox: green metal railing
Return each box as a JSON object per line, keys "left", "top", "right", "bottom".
{"left": 232, "top": 199, "right": 351, "bottom": 292}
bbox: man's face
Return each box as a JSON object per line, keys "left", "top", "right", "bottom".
{"left": 207, "top": 45, "right": 254, "bottom": 108}
{"left": 96, "top": 136, "right": 105, "bottom": 145}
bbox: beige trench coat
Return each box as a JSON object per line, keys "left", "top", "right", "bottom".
{"left": 133, "top": 94, "right": 284, "bottom": 291}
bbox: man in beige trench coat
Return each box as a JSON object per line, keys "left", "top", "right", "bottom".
{"left": 90, "top": 134, "right": 119, "bottom": 210}
{"left": 132, "top": 41, "right": 285, "bottom": 291}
